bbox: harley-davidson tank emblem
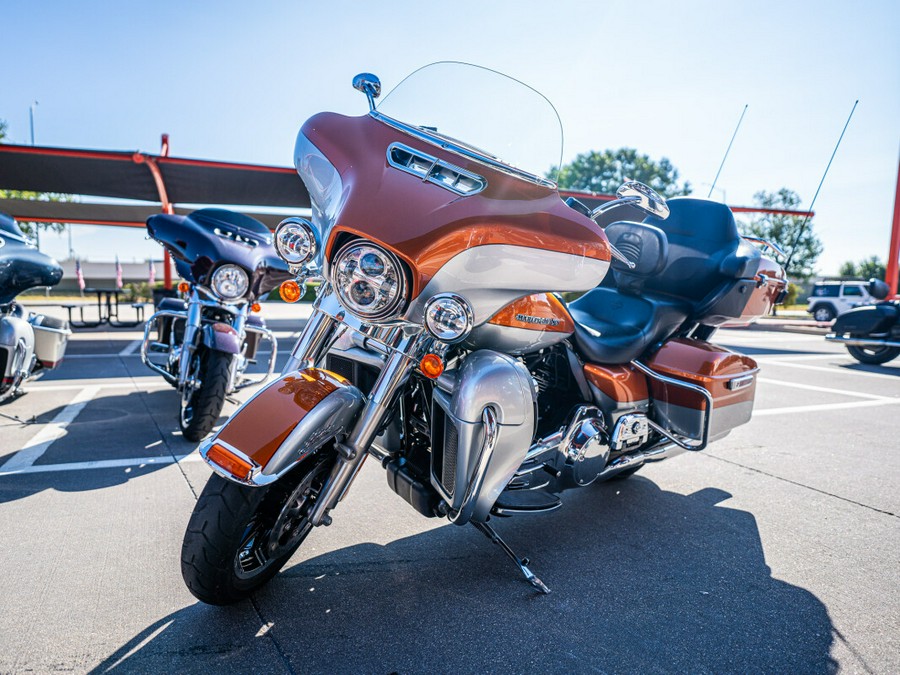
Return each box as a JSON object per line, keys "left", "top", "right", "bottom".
{"left": 515, "top": 313, "right": 561, "bottom": 327}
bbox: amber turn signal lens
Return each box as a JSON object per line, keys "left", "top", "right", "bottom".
{"left": 279, "top": 280, "right": 302, "bottom": 303}
{"left": 206, "top": 443, "right": 253, "bottom": 481}
{"left": 251, "top": 302, "right": 261, "bottom": 313}
{"left": 419, "top": 353, "right": 444, "bottom": 379}
{"left": 177, "top": 281, "right": 190, "bottom": 294}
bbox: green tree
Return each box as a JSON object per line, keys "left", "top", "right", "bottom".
{"left": 554, "top": 148, "right": 691, "bottom": 197}
{"left": 741, "top": 188, "right": 822, "bottom": 281}
{"left": 839, "top": 255, "right": 886, "bottom": 281}
{"left": 0, "top": 117, "right": 71, "bottom": 238}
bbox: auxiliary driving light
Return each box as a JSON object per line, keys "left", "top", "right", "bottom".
{"left": 424, "top": 293, "right": 473, "bottom": 343}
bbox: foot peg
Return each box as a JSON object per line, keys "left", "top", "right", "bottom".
{"left": 473, "top": 521, "right": 551, "bottom": 594}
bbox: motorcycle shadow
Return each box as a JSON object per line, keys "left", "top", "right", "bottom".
{"left": 0, "top": 389, "right": 196, "bottom": 505}
{"left": 92, "top": 477, "right": 838, "bottom": 674}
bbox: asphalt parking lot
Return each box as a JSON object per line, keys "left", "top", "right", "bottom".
{"left": 1, "top": 319, "right": 898, "bottom": 674}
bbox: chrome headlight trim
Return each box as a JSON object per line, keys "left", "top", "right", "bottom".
{"left": 424, "top": 293, "right": 474, "bottom": 343}
{"left": 332, "top": 241, "right": 408, "bottom": 322}
{"left": 210, "top": 264, "right": 249, "bottom": 301}
{"left": 275, "top": 217, "right": 318, "bottom": 267}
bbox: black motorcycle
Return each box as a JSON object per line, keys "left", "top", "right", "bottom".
{"left": 1, "top": 212, "right": 71, "bottom": 403}
{"left": 826, "top": 278, "right": 900, "bottom": 364}
{"left": 140, "top": 208, "right": 292, "bottom": 440}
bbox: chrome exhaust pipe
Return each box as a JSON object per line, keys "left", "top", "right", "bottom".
{"left": 597, "top": 441, "right": 684, "bottom": 480}
{"left": 825, "top": 334, "right": 900, "bottom": 348}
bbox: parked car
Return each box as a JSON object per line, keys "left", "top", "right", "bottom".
{"left": 807, "top": 280, "right": 873, "bottom": 322}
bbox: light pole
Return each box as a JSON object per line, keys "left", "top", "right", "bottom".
{"left": 29, "top": 100, "right": 39, "bottom": 145}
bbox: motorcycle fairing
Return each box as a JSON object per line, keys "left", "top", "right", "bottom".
{"left": 200, "top": 369, "right": 363, "bottom": 485}
{"left": 0, "top": 213, "right": 64, "bottom": 305}
{"left": 146, "top": 209, "right": 292, "bottom": 301}
{"left": 298, "top": 113, "right": 611, "bottom": 300}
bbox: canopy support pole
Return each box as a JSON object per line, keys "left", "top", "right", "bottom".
{"left": 133, "top": 134, "right": 174, "bottom": 289}
{"left": 886, "top": 152, "right": 900, "bottom": 298}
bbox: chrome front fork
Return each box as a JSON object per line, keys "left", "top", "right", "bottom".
{"left": 177, "top": 294, "right": 203, "bottom": 387}
{"left": 287, "top": 290, "right": 423, "bottom": 527}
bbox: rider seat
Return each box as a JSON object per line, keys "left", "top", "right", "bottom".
{"left": 569, "top": 198, "right": 759, "bottom": 364}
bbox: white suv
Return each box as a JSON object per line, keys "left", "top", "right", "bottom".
{"left": 807, "top": 281, "right": 873, "bottom": 322}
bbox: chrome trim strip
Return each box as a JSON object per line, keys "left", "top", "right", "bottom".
{"left": 371, "top": 111, "right": 557, "bottom": 189}
{"left": 386, "top": 143, "right": 486, "bottom": 196}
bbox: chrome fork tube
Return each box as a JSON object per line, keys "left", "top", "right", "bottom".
{"left": 308, "top": 332, "right": 421, "bottom": 527}
{"left": 282, "top": 309, "right": 338, "bottom": 373}
{"left": 177, "top": 291, "right": 203, "bottom": 386}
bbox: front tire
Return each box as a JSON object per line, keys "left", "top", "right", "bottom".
{"left": 846, "top": 344, "right": 900, "bottom": 365}
{"left": 181, "top": 453, "right": 334, "bottom": 605}
{"left": 180, "top": 348, "right": 232, "bottom": 442}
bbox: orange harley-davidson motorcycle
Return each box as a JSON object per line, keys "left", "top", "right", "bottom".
{"left": 181, "top": 63, "right": 786, "bottom": 604}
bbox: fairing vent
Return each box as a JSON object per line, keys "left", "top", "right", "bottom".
{"left": 213, "top": 227, "right": 260, "bottom": 248}
{"left": 387, "top": 143, "right": 486, "bottom": 196}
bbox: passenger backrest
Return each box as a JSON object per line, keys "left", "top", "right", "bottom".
{"left": 641, "top": 197, "right": 742, "bottom": 304}
{"left": 605, "top": 221, "right": 668, "bottom": 294}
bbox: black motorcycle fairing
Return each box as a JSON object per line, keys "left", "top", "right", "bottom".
{"left": 146, "top": 208, "right": 292, "bottom": 302}
{"left": 0, "top": 212, "right": 64, "bottom": 306}
{"left": 832, "top": 302, "right": 899, "bottom": 336}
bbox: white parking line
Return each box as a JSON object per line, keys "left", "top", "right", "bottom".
{"left": 28, "top": 381, "right": 170, "bottom": 392}
{"left": 760, "top": 360, "right": 900, "bottom": 381}
{"left": 119, "top": 339, "right": 143, "bottom": 356}
{"left": 758, "top": 377, "right": 896, "bottom": 400}
{"left": 0, "top": 452, "right": 204, "bottom": 477}
{"left": 0, "top": 385, "right": 102, "bottom": 471}
{"left": 754, "top": 398, "right": 900, "bottom": 417}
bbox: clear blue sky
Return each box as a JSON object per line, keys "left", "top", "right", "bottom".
{"left": 2, "top": 0, "right": 898, "bottom": 275}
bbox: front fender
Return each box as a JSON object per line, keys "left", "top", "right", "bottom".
{"left": 200, "top": 369, "right": 363, "bottom": 485}
{"left": 202, "top": 322, "right": 241, "bottom": 354}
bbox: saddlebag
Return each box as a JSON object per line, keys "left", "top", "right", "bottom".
{"left": 643, "top": 338, "right": 758, "bottom": 442}
{"left": 29, "top": 314, "right": 71, "bottom": 369}
{"left": 199, "top": 368, "right": 363, "bottom": 485}
{"left": 832, "top": 303, "right": 899, "bottom": 336}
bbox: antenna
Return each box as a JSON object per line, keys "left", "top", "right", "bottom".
{"left": 708, "top": 104, "right": 748, "bottom": 198}
{"left": 784, "top": 99, "right": 859, "bottom": 271}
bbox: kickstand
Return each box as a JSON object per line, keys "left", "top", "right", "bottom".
{"left": 473, "top": 521, "right": 551, "bottom": 594}
{"left": 0, "top": 410, "right": 36, "bottom": 425}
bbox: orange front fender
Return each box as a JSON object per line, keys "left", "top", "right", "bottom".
{"left": 199, "top": 368, "right": 363, "bottom": 485}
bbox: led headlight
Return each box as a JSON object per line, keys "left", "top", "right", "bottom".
{"left": 332, "top": 241, "right": 407, "bottom": 321}
{"left": 424, "top": 293, "right": 474, "bottom": 343}
{"left": 274, "top": 217, "right": 317, "bottom": 266}
{"left": 210, "top": 264, "right": 249, "bottom": 300}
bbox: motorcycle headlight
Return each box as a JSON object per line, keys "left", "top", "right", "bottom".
{"left": 332, "top": 241, "right": 407, "bottom": 321}
{"left": 424, "top": 293, "right": 474, "bottom": 343}
{"left": 211, "top": 264, "right": 249, "bottom": 301}
{"left": 275, "top": 217, "right": 317, "bottom": 266}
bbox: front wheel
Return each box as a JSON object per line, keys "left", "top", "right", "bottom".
{"left": 846, "top": 344, "right": 900, "bottom": 365}
{"left": 180, "top": 348, "right": 232, "bottom": 442}
{"left": 181, "top": 453, "right": 334, "bottom": 605}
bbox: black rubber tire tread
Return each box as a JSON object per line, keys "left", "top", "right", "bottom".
{"left": 181, "top": 473, "right": 291, "bottom": 605}
{"left": 180, "top": 349, "right": 231, "bottom": 442}
{"left": 846, "top": 344, "right": 900, "bottom": 365}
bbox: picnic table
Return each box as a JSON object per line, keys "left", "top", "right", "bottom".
{"left": 64, "top": 288, "right": 150, "bottom": 328}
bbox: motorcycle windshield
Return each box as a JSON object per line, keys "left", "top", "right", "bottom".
{"left": 373, "top": 62, "right": 563, "bottom": 187}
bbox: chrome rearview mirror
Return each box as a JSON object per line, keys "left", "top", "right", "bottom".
{"left": 616, "top": 181, "right": 670, "bottom": 220}
{"left": 352, "top": 73, "right": 382, "bottom": 111}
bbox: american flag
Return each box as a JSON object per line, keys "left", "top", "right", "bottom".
{"left": 75, "top": 259, "right": 85, "bottom": 292}
{"left": 148, "top": 259, "right": 156, "bottom": 285}
{"left": 115, "top": 256, "right": 123, "bottom": 289}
